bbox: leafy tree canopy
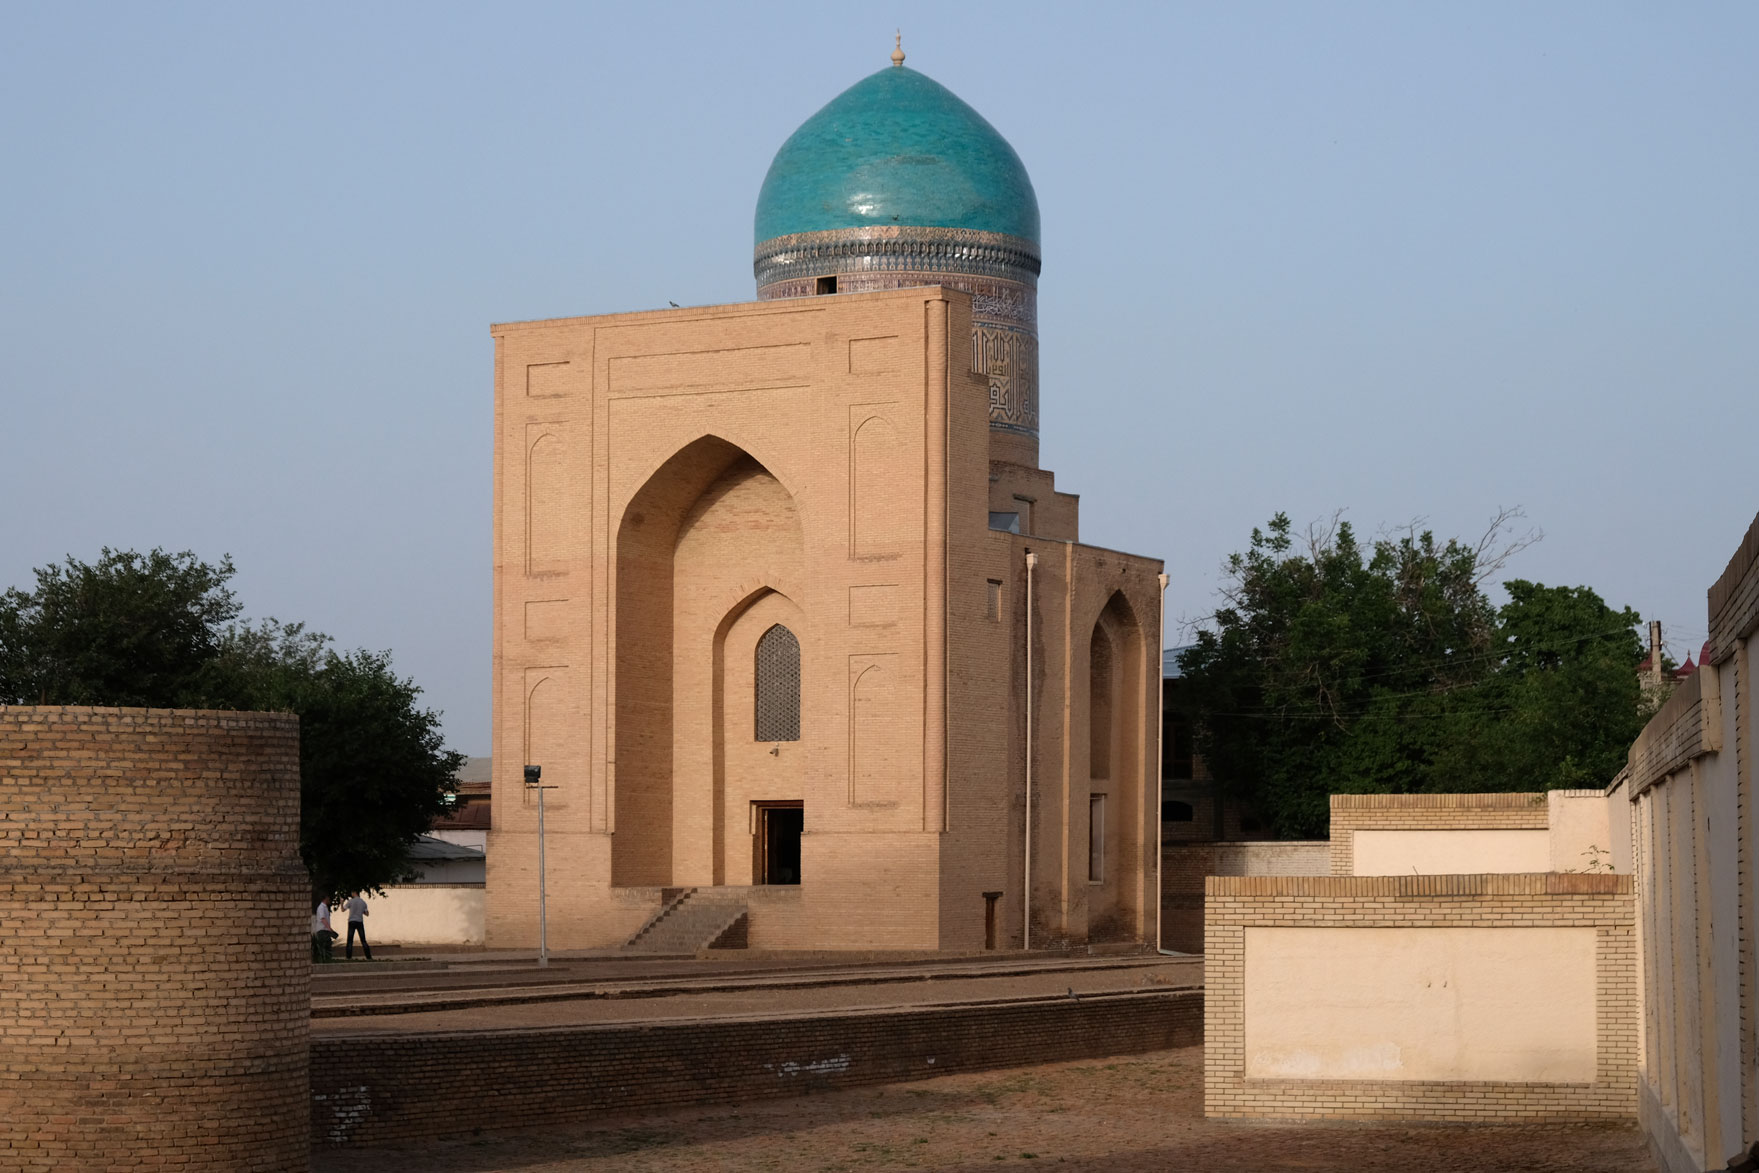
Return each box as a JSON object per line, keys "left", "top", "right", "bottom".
{"left": 0, "top": 549, "right": 462, "bottom": 898}
{"left": 0, "top": 548, "right": 240, "bottom": 707}
{"left": 1175, "top": 513, "right": 1646, "bottom": 838}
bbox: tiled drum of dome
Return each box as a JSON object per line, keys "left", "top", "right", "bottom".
{"left": 754, "top": 65, "right": 1042, "bottom": 439}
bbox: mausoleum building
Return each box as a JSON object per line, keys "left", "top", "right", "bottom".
{"left": 486, "top": 47, "right": 1165, "bottom": 951}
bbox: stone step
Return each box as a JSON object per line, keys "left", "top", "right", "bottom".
{"left": 624, "top": 888, "right": 750, "bottom": 953}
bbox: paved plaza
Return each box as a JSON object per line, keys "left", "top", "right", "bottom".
{"left": 311, "top": 951, "right": 1201, "bottom": 1035}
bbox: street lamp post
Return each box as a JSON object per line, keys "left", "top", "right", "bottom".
{"left": 523, "top": 764, "right": 555, "bottom": 967}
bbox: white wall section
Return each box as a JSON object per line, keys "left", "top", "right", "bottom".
{"left": 1244, "top": 925, "right": 1597, "bottom": 1082}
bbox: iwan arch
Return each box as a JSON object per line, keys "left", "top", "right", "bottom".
{"left": 488, "top": 48, "right": 1165, "bottom": 951}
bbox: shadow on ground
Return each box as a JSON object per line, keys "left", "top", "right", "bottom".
{"left": 311, "top": 1047, "right": 1649, "bottom": 1173}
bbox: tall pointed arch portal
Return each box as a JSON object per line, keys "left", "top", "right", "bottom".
{"left": 612, "top": 437, "right": 806, "bottom": 888}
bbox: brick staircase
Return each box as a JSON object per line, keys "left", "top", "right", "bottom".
{"left": 623, "top": 887, "right": 749, "bottom": 953}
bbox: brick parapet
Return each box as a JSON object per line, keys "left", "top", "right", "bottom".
{"left": 1628, "top": 670, "right": 1707, "bottom": 795}
{"left": 1708, "top": 511, "right": 1759, "bottom": 665}
{"left": 1203, "top": 876, "right": 1637, "bottom": 1123}
{"left": 312, "top": 989, "right": 1203, "bottom": 1147}
{"left": 1327, "top": 792, "right": 1549, "bottom": 875}
{"left": 0, "top": 706, "right": 308, "bottom": 1172}
{"left": 1328, "top": 792, "right": 1548, "bottom": 808}
{"left": 1207, "top": 872, "right": 1628, "bottom": 899}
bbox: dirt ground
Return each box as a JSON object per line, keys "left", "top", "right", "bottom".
{"left": 310, "top": 1046, "right": 1652, "bottom": 1173}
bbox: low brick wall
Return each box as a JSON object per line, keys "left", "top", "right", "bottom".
{"left": 312, "top": 988, "right": 1203, "bottom": 1147}
{"left": 1161, "top": 841, "right": 1328, "bottom": 953}
{"left": 1328, "top": 792, "right": 1548, "bottom": 875}
{"left": 1205, "top": 873, "right": 1635, "bottom": 1122}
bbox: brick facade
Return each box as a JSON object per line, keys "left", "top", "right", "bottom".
{"left": 489, "top": 287, "right": 1164, "bottom": 953}
{"left": 1203, "top": 873, "right": 1636, "bottom": 1122}
{"left": 312, "top": 988, "right": 1202, "bottom": 1147}
{"left": 0, "top": 706, "right": 308, "bottom": 1172}
{"left": 1327, "top": 792, "right": 1549, "bottom": 875}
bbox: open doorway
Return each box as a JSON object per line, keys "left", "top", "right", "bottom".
{"left": 753, "top": 801, "right": 803, "bottom": 885}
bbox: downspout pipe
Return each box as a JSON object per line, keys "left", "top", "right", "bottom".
{"left": 1155, "top": 573, "right": 1175, "bottom": 956}
{"left": 1024, "top": 548, "right": 1037, "bottom": 951}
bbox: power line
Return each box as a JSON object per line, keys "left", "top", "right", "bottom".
{"left": 1169, "top": 622, "right": 1645, "bottom": 690}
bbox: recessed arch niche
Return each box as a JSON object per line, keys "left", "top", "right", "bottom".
{"left": 1085, "top": 589, "right": 1145, "bottom": 939}
{"left": 612, "top": 436, "right": 804, "bottom": 887}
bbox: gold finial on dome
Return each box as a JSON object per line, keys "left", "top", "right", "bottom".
{"left": 891, "top": 31, "right": 905, "bottom": 67}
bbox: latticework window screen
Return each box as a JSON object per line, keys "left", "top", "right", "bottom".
{"left": 754, "top": 624, "right": 801, "bottom": 742}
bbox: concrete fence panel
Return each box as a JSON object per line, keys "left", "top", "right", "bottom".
{"left": 1620, "top": 514, "right": 1759, "bottom": 1173}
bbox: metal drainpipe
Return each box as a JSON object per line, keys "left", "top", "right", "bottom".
{"left": 1155, "top": 572, "right": 1171, "bottom": 955}
{"left": 1024, "top": 548, "right": 1037, "bottom": 951}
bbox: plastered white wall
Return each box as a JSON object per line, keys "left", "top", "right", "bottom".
{"left": 1548, "top": 790, "right": 1615, "bottom": 873}
{"left": 344, "top": 885, "right": 485, "bottom": 945}
{"left": 1244, "top": 925, "right": 1597, "bottom": 1082}
{"left": 1351, "top": 829, "right": 1549, "bottom": 876}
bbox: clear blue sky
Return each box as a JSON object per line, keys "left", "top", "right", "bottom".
{"left": 3, "top": 3, "right": 1753, "bottom": 754}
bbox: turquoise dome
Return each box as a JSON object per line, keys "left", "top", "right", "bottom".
{"left": 755, "top": 66, "right": 1040, "bottom": 246}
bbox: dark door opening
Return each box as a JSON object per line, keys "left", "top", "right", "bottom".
{"left": 983, "top": 891, "right": 1002, "bottom": 950}
{"left": 755, "top": 802, "right": 803, "bottom": 885}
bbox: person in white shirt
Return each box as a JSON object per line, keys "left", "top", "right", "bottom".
{"left": 344, "top": 892, "right": 372, "bottom": 960}
{"left": 313, "top": 898, "right": 335, "bottom": 941}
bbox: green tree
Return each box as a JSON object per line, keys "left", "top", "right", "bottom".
{"left": 1431, "top": 582, "right": 1645, "bottom": 792}
{"left": 0, "top": 551, "right": 462, "bottom": 898}
{"left": 214, "top": 620, "right": 463, "bottom": 900}
{"left": 1176, "top": 512, "right": 1643, "bottom": 838}
{"left": 0, "top": 548, "right": 240, "bottom": 706}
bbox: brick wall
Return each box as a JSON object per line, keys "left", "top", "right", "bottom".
{"left": 311, "top": 988, "right": 1202, "bottom": 1147}
{"left": 1327, "top": 792, "right": 1549, "bottom": 875}
{"left": 0, "top": 706, "right": 308, "bottom": 1172}
{"left": 1204, "top": 873, "right": 1636, "bottom": 1122}
{"left": 1160, "top": 841, "right": 1328, "bottom": 953}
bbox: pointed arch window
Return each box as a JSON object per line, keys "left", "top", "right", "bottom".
{"left": 1089, "top": 625, "right": 1113, "bottom": 780}
{"left": 754, "top": 624, "right": 801, "bottom": 742}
